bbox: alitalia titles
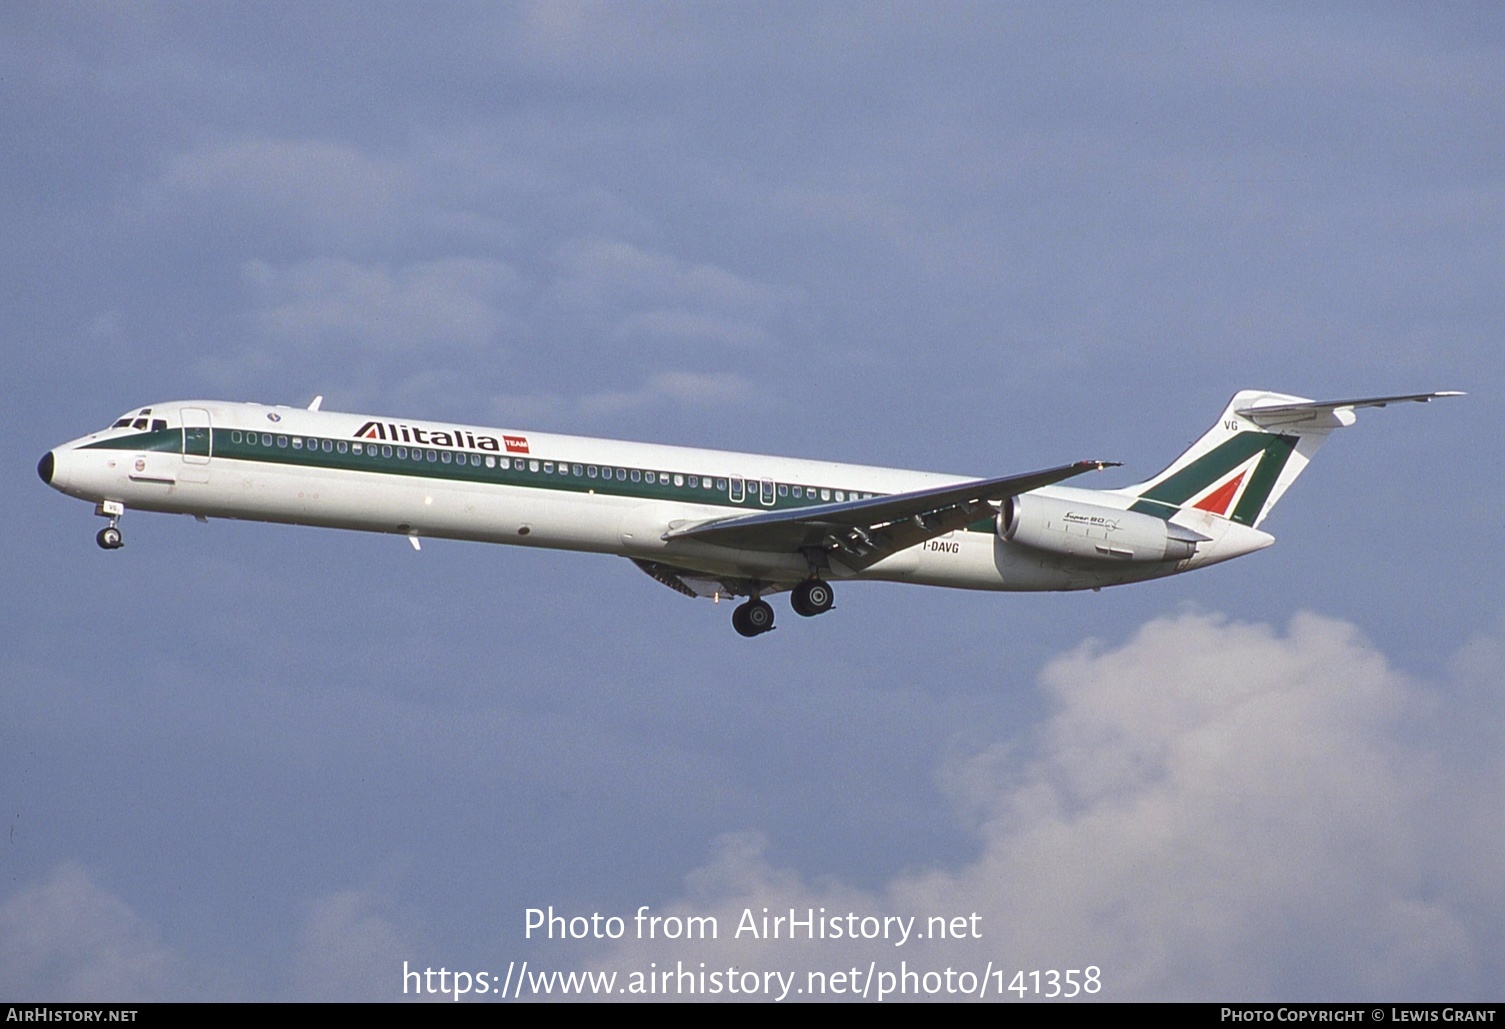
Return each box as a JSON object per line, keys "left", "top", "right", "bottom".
{"left": 353, "top": 421, "right": 529, "bottom": 454}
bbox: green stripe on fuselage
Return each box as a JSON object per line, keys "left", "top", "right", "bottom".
{"left": 81, "top": 429, "right": 181, "bottom": 453}
{"left": 83, "top": 428, "right": 882, "bottom": 516}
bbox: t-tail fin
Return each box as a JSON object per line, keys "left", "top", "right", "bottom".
{"left": 1116, "top": 390, "right": 1463, "bottom": 529}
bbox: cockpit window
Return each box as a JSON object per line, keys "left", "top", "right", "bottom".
{"left": 108, "top": 410, "right": 169, "bottom": 432}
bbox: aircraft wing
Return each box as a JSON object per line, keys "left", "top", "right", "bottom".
{"left": 664, "top": 460, "right": 1117, "bottom": 570}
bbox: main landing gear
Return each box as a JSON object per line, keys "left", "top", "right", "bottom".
{"left": 730, "top": 580, "right": 836, "bottom": 637}
{"left": 732, "top": 598, "right": 775, "bottom": 637}
{"left": 95, "top": 501, "right": 125, "bottom": 550}
{"left": 790, "top": 579, "right": 835, "bottom": 618}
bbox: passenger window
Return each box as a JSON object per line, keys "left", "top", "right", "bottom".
{"left": 778, "top": 484, "right": 788, "bottom": 496}
{"left": 674, "top": 474, "right": 684, "bottom": 487}
{"left": 427, "top": 450, "right": 438, "bottom": 462}
{"left": 293, "top": 438, "right": 303, "bottom": 449}
{"left": 572, "top": 464, "right": 582, "bottom": 476}
{"left": 277, "top": 436, "right": 288, "bottom": 447}
{"left": 820, "top": 489, "right": 830, "bottom": 501}
{"left": 262, "top": 434, "right": 273, "bottom": 446}
{"left": 644, "top": 471, "right": 655, "bottom": 484}
{"left": 630, "top": 469, "right": 641, "bottom": 482}
{"left": 441, "top": 451, "right": 452, "bottom": 464}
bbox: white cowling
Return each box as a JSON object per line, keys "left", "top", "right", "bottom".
{"left": 997, "top": 494, "right": 1203, "bottom": 563}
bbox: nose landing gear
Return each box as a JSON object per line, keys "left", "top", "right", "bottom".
{"left": 94, "top": 500, "right": 125, "bottom": 550}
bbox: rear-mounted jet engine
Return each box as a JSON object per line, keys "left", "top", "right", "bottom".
{"left": 998, "top": 494, "right": 1205, "bottom": 563}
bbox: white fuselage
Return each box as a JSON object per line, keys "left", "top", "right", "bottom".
{"left": 41, "top": 399, "right": 1271, "bottom": 596}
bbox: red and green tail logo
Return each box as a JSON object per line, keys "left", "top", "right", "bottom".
{"left": 1130, "top": 432, "right": 1296, "bottom": 526}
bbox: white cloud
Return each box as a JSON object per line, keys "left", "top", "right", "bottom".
{"left": 549, "top": 238, "right": 797, "bottom": 353}
{"left": 0, "top": 864, "right": 190, "bottom": 1001}
{"left": 289, "top": 888, "right": 430, "bottom": 1002}
{"left": 579, "top": 612, "right": 1505, "bottom": 1000}
{"left": 162, "top": 137, "right": 413, "bottom": 241}
{"left": 246, "top": 257, "right": 521, "bottom": 353}
{"left": 609, "top": 309, "right": 773, "bottom": 351}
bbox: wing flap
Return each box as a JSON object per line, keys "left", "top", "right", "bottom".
{"left": 629, "top": 558, "right": 779, "bottom": 600}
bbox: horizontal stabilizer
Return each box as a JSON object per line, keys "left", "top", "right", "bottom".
{"left": 1236, "top": 391, "right": 1464, "bottom": 428}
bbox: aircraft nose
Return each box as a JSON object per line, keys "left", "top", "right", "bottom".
{"left": 38, "top": 450, "right": 55, "bottom": 485}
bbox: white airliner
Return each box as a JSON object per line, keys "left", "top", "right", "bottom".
{"left": 39, "top": 390, "right": 1458, "bottom": 636}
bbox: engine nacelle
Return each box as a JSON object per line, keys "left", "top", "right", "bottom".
{"left": 997, "top": 494, "right": 1203, "bottom": 563}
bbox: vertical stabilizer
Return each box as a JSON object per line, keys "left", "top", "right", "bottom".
{"left": 1116, "top": 390, "right": 1460, "bottom": 528}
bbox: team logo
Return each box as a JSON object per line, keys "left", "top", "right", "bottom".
{"left": 503, "top": 435, "right": 530, "bottom": 455}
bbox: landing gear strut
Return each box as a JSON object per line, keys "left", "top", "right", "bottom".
{"left": 95, "top": 500, "right": 124, "bottom": 550}
{"left": 790, "top": 579, "right": 834, "bottom": 617}
{"left": 732, "top": 598, "right": 776, "bottom": 637}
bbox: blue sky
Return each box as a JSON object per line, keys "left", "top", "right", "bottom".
{"left": 3, "top": 2, "right": 1500, "bottom": 1001}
